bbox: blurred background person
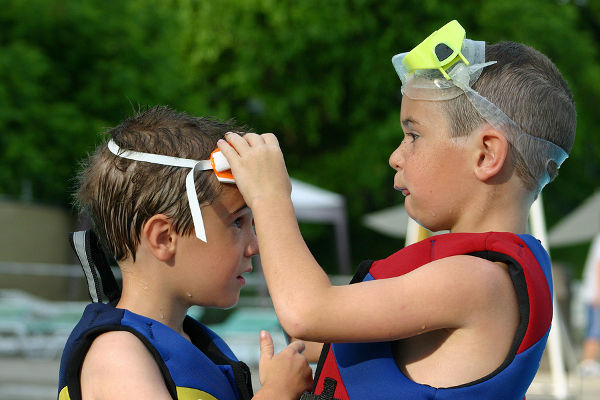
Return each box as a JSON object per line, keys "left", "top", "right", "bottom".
{"left": 580, "top": 230, "right": 600, "bottom": 376}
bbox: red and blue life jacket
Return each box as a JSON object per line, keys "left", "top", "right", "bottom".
{"left": 304, "top": 232, "right": 553, "bottom": 400}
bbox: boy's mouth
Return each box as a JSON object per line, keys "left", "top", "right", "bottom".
{"left": 395, "top": 186, "right": 410, "bottom": 197}
{"left": 237, "top": 266, "right": 253, "bottom": 285}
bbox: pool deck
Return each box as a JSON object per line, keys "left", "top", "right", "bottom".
{"left": 1, "top": 356, "right": 599, "bottom": 400}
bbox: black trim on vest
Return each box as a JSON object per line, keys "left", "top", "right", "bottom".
{"left": 64, "top": 325, "right": 178, "bottom": 400}
{"left": 311, "top": 247, "right": 534, "bottom": 393}
{"left": 184, "top": 318, "right": 254, "bottom": 400}
{"left": 311, "top": 260, "right": 374, "bottom": 392}
{"left": 446, "top": 250, "right": 530, "bottom": 389}
{"left": 300, "top": 378, "right": 342, "bottom": 400}
{"left": 349, "top": 259, "right": 374, "bottom": 284}
{"left": 312, "top": 343, "right": 331, "bottom": 393}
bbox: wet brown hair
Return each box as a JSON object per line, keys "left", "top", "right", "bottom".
{"left": 440, "top": 42, "right": 576, "bottom": 192}
{"left": 76, "top": 105, "right": 247, "bottom": 261}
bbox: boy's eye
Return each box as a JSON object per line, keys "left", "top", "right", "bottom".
{"left": 233, "top": 217, "right": 243, "bottom": 228}
{"left": 403, "top": 132, "right": 419, "bottom": 143}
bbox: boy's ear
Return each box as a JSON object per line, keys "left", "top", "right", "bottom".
{"left": 472, "top": 127, "right": 510, "bottom": 182}
{"left": 142, "top": 214, "right": 177, "bottom": 262}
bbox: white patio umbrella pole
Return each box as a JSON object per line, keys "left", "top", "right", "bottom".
{"left": 404, "top": 217, "right": 432, "bottom": 247}
{"left": 530, "top": 195, "right": 569, "bottom": 399}
{"left": 405, "top": 218, "right": 422, "bottom": 247}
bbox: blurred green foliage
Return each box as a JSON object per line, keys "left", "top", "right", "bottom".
{"left": 1, "top": 0, "right": 598, "bottom": 270}
{"left": 0, "top": 0, "right": 186, "bottom": 204}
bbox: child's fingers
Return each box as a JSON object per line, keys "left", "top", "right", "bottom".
{"left": 261, "top": 133, "right": 280, "bottom": 146}
{"left": 217, "top": 138, "right": 238, "bottom": 159}
{"left": 222, "top": 132, "right": 249, "bottom": 153}
{"left": 286, "top": 340, "right": 306, "bottom": 354}
{"left": 239, "top": 132, "right": 279, "bottom": 149}
{"left": 259, "top": 330, "right": 274, "bottom": 361}
{"left": 242, "top": 132, "right": 265, "bottom": 146}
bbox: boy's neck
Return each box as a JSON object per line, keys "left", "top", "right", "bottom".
{"left": 116, "top": 257, "right": 190, "bottom": 340}
{"left": 449, "top": 182, "right": 534, "bottom": 235}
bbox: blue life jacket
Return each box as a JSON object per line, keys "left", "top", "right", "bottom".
{"left": 58, "top": 230, "right": 253, "bottom": 400}
{"left": 58, "top": 303, "right": 253, "bottom": 400}
{"left": 305, "top": 232, "right": 553, "bottom": 400}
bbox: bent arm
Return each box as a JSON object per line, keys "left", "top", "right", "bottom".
{"left": 252, "top": 195, "right": 506, "bottom": 342}
{"left": 219, "top": 133, "right": 507, "bottom": 343}
{"left": 250, "top": 196, "right": 334, "bottom": 337}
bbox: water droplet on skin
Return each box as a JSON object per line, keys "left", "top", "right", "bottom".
{"left": 186, "top": 292, "right": 192, "bottom": 298}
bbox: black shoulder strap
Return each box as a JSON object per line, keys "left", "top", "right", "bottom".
{"left": 184, "top": 317, "right": 254, "bottom": 399}
{"left": 68, "top": 230, "right": 121, "bottom": 303}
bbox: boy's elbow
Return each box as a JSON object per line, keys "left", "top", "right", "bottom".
{"left": 276, "top": 305, "right": 316, "bottom": 339}
{"left": 279, "top": 311, "right": 309, "bottom": 340}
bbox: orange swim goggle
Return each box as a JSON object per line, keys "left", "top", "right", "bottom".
{"left": 107, "top": 139, "right": 235, "bottom": 242}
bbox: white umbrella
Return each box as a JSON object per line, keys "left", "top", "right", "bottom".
{"left": 289, "top": 178, "right": 351, "bottom": 274}
{"left": 362, "top": 205, "right": 409, "bottom": 238}
{"left": 548, "top": 189, "right": 600, "bottom": 247}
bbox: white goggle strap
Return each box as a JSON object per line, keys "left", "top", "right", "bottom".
{"left": 107, "top": 139, "right": 213, "bottom": 242}
{"left": 451, "top": 79, "right": 568, "bottom": 190}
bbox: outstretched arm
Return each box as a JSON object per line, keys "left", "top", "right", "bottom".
{"left": 218, "top": 133, "right": 514, "bottom": 343}
{"left": 218, "top": 133, "right": 337, "bottom": 338}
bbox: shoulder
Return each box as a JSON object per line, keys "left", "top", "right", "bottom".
{"left": 80, "top": 330, "right": 172, "bottom": 400}
{"left": 399, "top": 254, "right": 517, "bottom": 320}
{"left": 424, "top": 254, "right": 515, "bottom": 297}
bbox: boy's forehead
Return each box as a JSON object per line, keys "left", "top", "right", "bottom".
{"left": 400, "top": 97, "right": 448, "bottom": 128}
{"left": 212, "top": 185, "right": 248, "bottom": 216}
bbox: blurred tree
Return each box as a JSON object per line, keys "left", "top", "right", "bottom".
{"left": 0, "top": 0, "right": 187, "bottom": 205}
{"left": 1, "top": 0, "right": 597, "bottom": 270}
{"left": 177, "top": 0, "right": 598, "bottom": 232}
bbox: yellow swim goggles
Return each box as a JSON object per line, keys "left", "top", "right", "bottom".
{"left": 401, "top": 20, "right": 470, "bottom": 80}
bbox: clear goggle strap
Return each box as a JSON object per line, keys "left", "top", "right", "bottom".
{"left": 514, "top": 134, "right": 569, "bottom": 189}
{"left": 107, "top": 139, "right": 213, "bottom": 242}
{"left": 451, "top": 78, "right": 568, "bottom": 190}
{"left": 449, "top": 61, "right": 496, "bottom": 87}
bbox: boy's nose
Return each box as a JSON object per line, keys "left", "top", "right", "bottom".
{"left": 246, "top": 230, "right": 259, "bottom": 257}
{"left": 389, "top": 145, "right": 404, "bottom": 170}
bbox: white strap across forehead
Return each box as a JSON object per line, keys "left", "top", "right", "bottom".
{"left": 107, "top": 139, "right": 214, "bottom": 242}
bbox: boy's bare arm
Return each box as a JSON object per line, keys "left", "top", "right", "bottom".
{"left": 219, "top": 134, "right": 516, "bottom": 343}
{"left": 80, "top": 331, "right": 173, "bottom": 399}
{"left": 81, "top": 330, "right": 312, "bottom": 400}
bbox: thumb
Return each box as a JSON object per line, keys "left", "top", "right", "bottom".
{"left": 259, "top": 330, "right": 274, "bottom": 361}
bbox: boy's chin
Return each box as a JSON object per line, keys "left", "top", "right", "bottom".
{"left": 219, "top": 295, "right": 241, "bottom": 310}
